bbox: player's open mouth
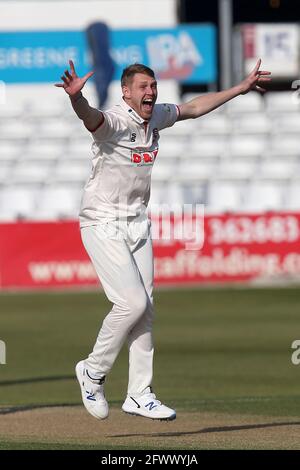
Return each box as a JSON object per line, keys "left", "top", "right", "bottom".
{"left": 142, "top": 99, "right": 154, "bottom": 112}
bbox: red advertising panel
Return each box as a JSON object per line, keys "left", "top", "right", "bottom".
{"left": 0, "top": 212, "right": 300, "bottom": 289}
{"left": 0, "top": 221, "right": 96, "bottom": 288}
{"left": 153, "top": 212, "right": 300, "bottom": 285}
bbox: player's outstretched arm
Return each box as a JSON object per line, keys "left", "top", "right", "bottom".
{"left": 55, "top": 60, "right": 104, "bottom": 132}
{"left": 178, "top": 59, "right": 271, "bottom": 121}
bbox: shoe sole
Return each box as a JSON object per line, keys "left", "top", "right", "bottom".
{"left": 122, "top": 410, "right": 176, "bottom": 421}
{"left": 75, "top": 361, "right": 108, "bottom": 420}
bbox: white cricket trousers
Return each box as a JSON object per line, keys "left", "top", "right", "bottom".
{"left": 80, "top": 214, "right": 154, "bottom": 395}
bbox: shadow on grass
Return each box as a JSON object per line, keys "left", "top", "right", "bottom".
{"left": 0, "top": 375, "right": 75, "bottom": 386}
{"left": 109, "top": 421, "right": 300, "bottom": 438}
{"left": 0, "top": 403, "right": 80, "bottom": 415}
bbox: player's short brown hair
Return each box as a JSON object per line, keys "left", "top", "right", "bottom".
{"left": 121, "top": 64, "right": 155, "bottom": 87}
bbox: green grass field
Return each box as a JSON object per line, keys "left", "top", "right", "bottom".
{"left": 1, "top": 287, "right": 300, "bottom": 450}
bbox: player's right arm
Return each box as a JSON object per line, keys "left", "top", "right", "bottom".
{"left": 55, "top": 60, "right": 104, "bottom": 132}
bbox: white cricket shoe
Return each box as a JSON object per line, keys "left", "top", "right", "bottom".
{"left": 75, "top": 360, "right": 109, "bottom": 420}
{"left": 122, "top": 387, "right": 176, "bottom": 421}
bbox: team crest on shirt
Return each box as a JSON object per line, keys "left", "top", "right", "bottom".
{"left": 163, "top": 103, "right": 171, "bottom": 113}
{"left": 131, "top": 148, "right": 158, "bottom": 166}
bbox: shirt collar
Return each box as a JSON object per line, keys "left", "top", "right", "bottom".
{"left": 120, "top": 97, "right": 148, "bottom": 125}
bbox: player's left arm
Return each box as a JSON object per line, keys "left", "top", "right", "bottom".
{"left": 177, "top": 59, "right": 271, "bottom": 121}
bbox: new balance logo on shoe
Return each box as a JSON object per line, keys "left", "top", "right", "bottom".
{"left": 145, "top": 401, "right": 157, "bottom": 410}
{"left": 75, "top": 360, "right": 109, "bottom": 420}
{"left": 86, "top": 391, "right": 96, "bottom": 401}
{"left": 122, "top": 387, "right": 176, "bottom": 421}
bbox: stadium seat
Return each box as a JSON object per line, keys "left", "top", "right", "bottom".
{"left": 258, "top": 159, "right": 296, "bottom": 180}
{"left": 225, "top": 92, "right": 263, "bottom": 114}
{"left": 218, "top": 159, "right": 256, "bottom": 179}
{"left": 206, "top": 181, "right": 243, "bottom": 213}
{"left": 38, "top": 120, "right": 73, "bottom": 139}
{"left": 165, "top": 183, "right": 185, "bottom": 206}
{"left": 284, "top": 181, "right": 300, "bottom": 211}
{"left": 0, "top": 185, "right": 38, "bottom": 220}
{"left": 69, "top": 121, "right": 91, "bottom": 138}
{"left": 51, "top": 161, "right": 91, "bottom": 184}
{"left": 6, "top": 83, "right": 66, "bottom": 111}
{"left": 0, "top": 163, "right": 12, "bottom": 185}
{"left": 232, "top": 114, "right": 270, "bottom": 134}
{"left": 265, "top": 91, "right": 300, "bottom": 113}
{"left": 11, "top": 161, "right": 53, "bottom": 184}
{"left": 228, "top": 136, "right": 266, "bottom": 159}
{"left": 0, "top": 142, "right": 22, "bottom": 162}
{"left": 182, "top": 183, "right": 207, "bottom": 205}
{"left": 195, "top": 114, "right": 231, "bottom": 135}
{"left": 273, "top": 113, "right": 300, "bottom": 134}
{"left": 151, "top": 162, "right": 173, "bottom": 181}
{"left": 158, "top": 139, "right": 184, "bottom": 159}
{"left": 162, "top": 118, "right": 194, "bottom": 136}
{"left": 270, "top": 136, "right": 300, "bottom": 158}
{"left": 242, "top": 181, "right": 284, "bottom": 212}
{"left": 21, "top": 141, "right": 64, "bottom": 163}
{"left": 65, "top": 139, "right": 93, "bottom": 160}
{"left": 28, "top": 100, "right": 65, "bottom": 119}
{"left": 176, "top": 161, "right": 216, "bottom": 182}
{"left": 149, "top": 182, "right": 206, "bottom": 207}
{"left": 188, "top": 137, "right": 226, "bottom": 159}
{"left": 0, "top": 102, "right": 24, "bottom": 120}
{"left": 0, "top": 122, "right": 32, "bottom": 140}
{"left": 34, "top": 185, "right": 82, "bottom": 220}
{"left": 148, "top": 182, "right": 164, "bottom": 206}
{"left": 68, "top": 136, "right": 93, "bottom": 149}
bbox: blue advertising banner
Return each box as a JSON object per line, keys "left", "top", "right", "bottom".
{"left": 0, "top": 31, "right": 89, "bottom": 83}
{"left": 0, "top": 25, "right": 216, "bottom": 84}
{"left": 111, "top": 25, "right": 216, "bottom": 84}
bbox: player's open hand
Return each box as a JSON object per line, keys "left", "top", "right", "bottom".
{"left": 239, "top": 59, "right": 271, "bottom": 94}
{"left": 55, "top": 60, "right": 94, "bottom": 97}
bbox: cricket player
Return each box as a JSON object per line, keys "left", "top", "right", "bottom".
{"left": 56, "top": 59, "right": 270, "bottom": 421}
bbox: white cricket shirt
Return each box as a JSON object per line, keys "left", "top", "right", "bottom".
{"left": 79, "top": 98, "right": 178, "bottom": 227}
